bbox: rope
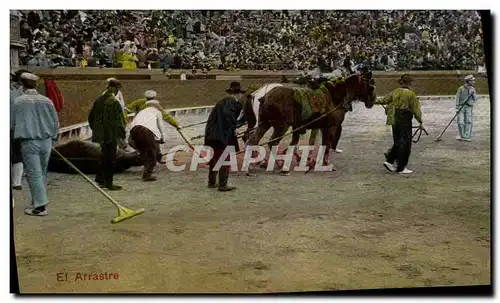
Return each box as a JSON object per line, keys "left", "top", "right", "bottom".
{"left": 182, "top": 120, "right": 208, "bottom": 129}
{"left": 412, "top": 125, "right": 428, "bottom": 143}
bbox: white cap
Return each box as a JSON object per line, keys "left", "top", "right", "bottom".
{"left": 20, "top": 72, "right": 39, "bottom": 81}
{"left": 145, "top": 100, "right": 160, "bottom": 106}
{"left": 144, "top": 90, "right": 157, "bottom": 99}
{"left": 464, "top": 74, "right": 475, "bottom": 81}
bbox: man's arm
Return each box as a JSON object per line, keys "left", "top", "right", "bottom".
{"left": 125, "top": 98, "right": 144, "bottom": 113}
{"left": 222, "top": 99, "right": 240, "bottom": 132}
{"left": 88, "top": 100, "right": 97, "bottom": 130}
{"left": 467, "top": 87, "right": 478, "bottom": 106}
{"left": 47, "top": 102, "right": 60, "bottom": 141}
{"left": 112, "top": 101, "right": 126, "bottom": 139}
{"left": 455, "top": 87, "right": 461, "bottom": 110}
{"left": 409, "top": 92, "right": 423, "bottom": 124}
{"left": 160, "top": 107, "right": 180, "bottom": 129}
{"left": 375, "top": 90, "right": 393, "bottom": 105}
{"left": 157, "top": 111, "right": 165, "bottom": 143}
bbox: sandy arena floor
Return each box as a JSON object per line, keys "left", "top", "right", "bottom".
{"left": 13, "top": 98, "right": 491, "bottom": 293}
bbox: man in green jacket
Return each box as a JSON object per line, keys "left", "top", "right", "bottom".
{"left": 88, "top": 78, "right": 126, "bottom": 190}
{"left": 375, "top": 74, "right": 423, "bottom": 175}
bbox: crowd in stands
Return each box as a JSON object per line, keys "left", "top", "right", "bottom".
{"left": 14, "top": 10, "right": 485, "bottom": 71}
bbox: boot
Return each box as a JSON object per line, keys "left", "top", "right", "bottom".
{"left": 143, "top": 175, "right": 157, "bottom": 182}
{"left": 458, "top": 123, "right": 466, "bottom": 140}
{"left": 218, "top": 168, "right": 236, "bottom": 191}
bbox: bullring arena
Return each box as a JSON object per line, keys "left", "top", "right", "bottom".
{"left": 13, "top": 69, "right": 490, "bottom": 293}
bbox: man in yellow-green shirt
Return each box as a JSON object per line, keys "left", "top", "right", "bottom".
{"left": 125, "top": 91, "right": 181, "bottom": 130}
{"left": 375, "top": 74, "right": 423, "bottom": 175}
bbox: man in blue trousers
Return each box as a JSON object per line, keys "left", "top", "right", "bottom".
{"left": 456, "top": 74, "right": 478, "bottom": 142}
{"left": 11, "top": 72, "right": 59, "bottom": 216}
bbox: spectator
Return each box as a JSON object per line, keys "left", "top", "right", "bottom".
{"left": 18, "top": 10, "right": 484, "bottom": 71}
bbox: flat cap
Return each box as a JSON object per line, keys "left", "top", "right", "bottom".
{"left": 144, "top": 90, "right": 157, "bottom": 99}
{"left": 20, "top": 72, "right": 39, "bottom": 81}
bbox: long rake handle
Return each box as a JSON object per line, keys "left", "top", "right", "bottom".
{"left": 51, "top": 148, "right": 123, "bottom": 208}
{"left": 435, "top": 103, "right": 467, "bottom": 141}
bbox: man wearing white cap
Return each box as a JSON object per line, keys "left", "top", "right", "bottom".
{"left": 11, "top": 72, "right": 59, "bottom": 216}
{"left": 128, "top": 90, "right": 165, "bottom": 181}
{"left": 455, "top": 74, "right": 477, "bottom": 141}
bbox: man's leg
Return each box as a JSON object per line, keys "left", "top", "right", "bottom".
{"left": 463, "top": 106, "right": 473, "bottom": 141}
{"left": 218, "top": 145, "right": 236, "bottom": 191}
{"left": 102, "top": 142, "right": 120, "bottom": 190}
{"left": 142, "top": 131, "right": 159, "bottom": 181}
{"left": 395, "top": 113, "right": 413, "bottom": 173}
{"left": 95, "top": 143, "right": 106, "bottom": 186}
{"left": 21, "top": 140, "right": 49, "bottom": 216}
{"left": 385, "top": 124, "right": 400, "bottom": 164}
{"left": 457, "top": 107, "right": 466, "bottom": 140}
{"left": 11, "top": 138, "right": 24, "bottom": 189}
{"left": 208, "top": 146, "right": 221, "bottom": 188}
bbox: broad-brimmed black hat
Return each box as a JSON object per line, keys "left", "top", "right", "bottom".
{"left": 226, "top": 81, "right": 247, "bottom": 94}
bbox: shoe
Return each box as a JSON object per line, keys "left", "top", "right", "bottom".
{"left": 383, "top": 161, "right": 396, "bottom": 172}
{"left": 12, "top": 185, "right": 22, "bottom": 190}
{"left": 143, "top": 176, "right": 157, "bottom": 182}
{"left": 95, "top": 180, "right": 106, "bottom": 187}
{"left": 218, "top": 186, "right": 236, "bottom": 192}
{"left": 24, "top": 206, "right": 48, "bottom": 216}
{"left": 398, "top": 168, "right": 413, "bottom": 175}
{"left": 334, "top": 148, "right": 343, "bottom": 153}
{"left": 106, "top": 185, "right": 123, "bottom": 191}
{"left": 456, "top": 136, "right": 463, "bottom": 141}
{"left": 463, "top": 138, "right": 472, "bottom": 142}
{"left": 208, "top": 184, "right": 217, "bottom": 188}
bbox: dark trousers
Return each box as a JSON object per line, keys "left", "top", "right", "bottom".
{"left": 385, "top": 109, "right": 413, "bottom": 172}
{"left": 208, "top": 144, "right": 230, "bottom": 188}
{"left": 11, "top": 137, "right": 23, "bottom": 164}
{"left": 130, "top": 125, "right": 160, "bottom": 179}
{"left": 95, "top": 141, "right": 118, "bottom": 186}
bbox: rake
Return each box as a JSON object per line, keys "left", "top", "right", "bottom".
{"left": 435, "top": 102, "right": 468, "bottom": 142}
{"left": 51, "top": 148, "right": 144, "bottom": 224}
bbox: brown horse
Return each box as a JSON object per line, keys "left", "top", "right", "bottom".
{"left": 245, "top": 71, "right": 377, "bottom": 174}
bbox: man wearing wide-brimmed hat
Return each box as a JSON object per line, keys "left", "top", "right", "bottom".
{"left": 375, "top": 73, "right": 423, "bottom": 175}
{"left": 204, "top": 82, "right": 245, "bottom": 191}
{"left": 128, "top": 90, "right": 166, "bottom": 182}
{"left": 88, "top": 77, "right": 126, "bottom": 190}
{"left": 455, "top": 74, "right": 478, "bottom": 142}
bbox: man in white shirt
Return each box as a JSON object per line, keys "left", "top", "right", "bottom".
{"left": 128, "top": 90, "right": 165, "bottom": 182}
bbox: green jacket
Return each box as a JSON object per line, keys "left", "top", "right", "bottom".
{"left": 376, "top": 87, "right": 422, "bottom": 125}
{"left": 125, "top": 98, "right": 180, "bottom": 128}
{"left": 88, "top": 91, "right": 126, "bottom": 144}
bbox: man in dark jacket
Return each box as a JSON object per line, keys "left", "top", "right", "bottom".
{"left": 204, "top": 82, "right": 245, "bottom": 191}
{"left": 88, "top": 78, "right": 126, "bottom": 190}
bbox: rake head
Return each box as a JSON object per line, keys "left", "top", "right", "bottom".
{"left": 111, "top": 207, "right": 145, "bottom": 224}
